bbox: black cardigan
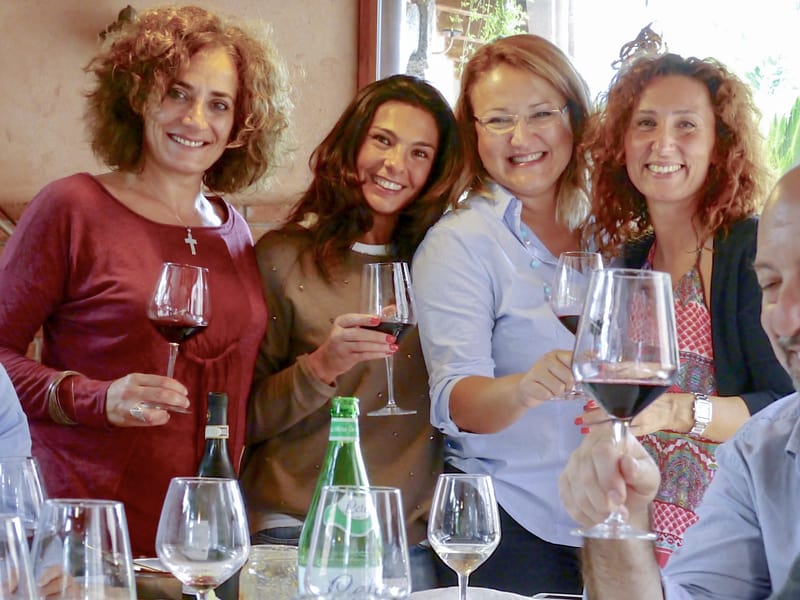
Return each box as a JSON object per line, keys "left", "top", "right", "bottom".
{"left": 622, "top": 217, "right": 793, "bottom": 414}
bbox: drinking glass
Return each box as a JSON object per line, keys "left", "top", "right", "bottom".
{"left": 0, "top": 514, "right": 35, "bottom": 599}
{"left": 30, "top": 499, "right": 136, "bottom": 599}
{"left": 427, "top": 474, "right": 500, "bottom": 600}
{"left": 360, "top": 263, "right": 417, "bottom": 417}
{"left": 238, "top": 544, "right": 297, "bottom": 600}
{"left": 571, "top": 268, "right": 679, "bottom": 539}
{"left": 304, "top": 485, "right": 410, "bottom": 599}
{"left": 549, "top": 251, "right": 603, "bottom": 401}
{"left": 146, "top": 262, "right": 210, "bottom": 412}
{"left": 0, "top": 458, "right": 46, "bottom": 547}
{"left": 155, "top": 477, "right": 249, "bottom": 600}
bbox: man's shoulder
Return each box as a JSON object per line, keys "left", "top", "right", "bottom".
{"left": 724, "top": 392, "right": 800, "bottom": 459}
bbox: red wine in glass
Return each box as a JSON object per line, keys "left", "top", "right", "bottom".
{"left": 580, "top": 379, "right": 670, "bottom": 420}
{"left": 362, "top": 320, "right": 414, "bottom": 343}
{"left": 556, "top": 314, "right": 580, "bottom": 335}
{"left": 151, "top": 316, "right": 208, "bottom": 344}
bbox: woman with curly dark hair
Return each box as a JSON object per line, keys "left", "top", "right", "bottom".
{"left": 578, "top": 44, "right": 792, "bottom": 566}
{"left": 240, "top": 74, "right": 464, "bottom": 591}
{"left": 0, "top": 5, "right": 291, "bottom": 556}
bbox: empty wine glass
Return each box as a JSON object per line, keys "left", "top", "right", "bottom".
{"left": 156, "top": 477, "right": 249, "bottom": 600}
{"left": 0, "top": 514, "right": 35, "bottom": 599}
{"left": 360, "top": 262, "right": 417, "bottom": 417}
{"left": 31, "top": 499, "right": 136, "bottom": 599}
{"left": 0, "top": 457, "right": 46, "bottom": 548}
{"left": 303, "top": 485, "right": 410, "bottom": 599}
{"left": 146, "top": 262, "right": 210, "bottom": 412}
{"left": 427, "top": 474, "right": 500, "bottom": 600}
{"left": 571, "top": 268, "right": 679, "bottom": 539}
{"left": 549, "top": 251, "right": 603, "bottom": 401}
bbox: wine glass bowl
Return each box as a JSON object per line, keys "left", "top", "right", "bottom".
{"left": 427, "top": 474, "right": 500, "bottom": 600}
{"left": 549, "top": 251, "right": 603, "bottom": 402}
{"left": 571, "top": 268, "right": 679, "bottom": 539}
{"left": 360, "top": 262, "right": 417, "bottom": 417}
{"left": 303, "top": 485, "right": 410, "bottom": 599}
{"left": 155, "top": 477, "right": 249, "bottom": 600}
{"left": 30, "top": 499, "right": 136, "bottom": 599}
{"left": 0, "top": 514, "right": 36, "bottom": 599}
{"left": 146, "top": 262, "right": 210, "bottom": 412}
{"left": 0, "top": 457, "right": 46, "bottom": 547}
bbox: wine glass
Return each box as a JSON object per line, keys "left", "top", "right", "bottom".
{"left": 0, "top": 514, "right": 36, "bottom": 599}
{"left": 549, "top": 251, "right": 603, "bottom": 401}
{"left": 0, "top": 457, "right": 46, "bottom": 548}
{"left": 360, "top": 262, "right": 417, "bottom": 417}
{"left": 303, "top": 485, "right": 410, "bottom": 599}
{"left": 571, "top": 268, "right": 679, "bottom": 539}
{"left": 30, "top": 499, "right": 136, "bottom": 599}
{"left": 156, "top": 477, "right": 250, "bottom": 600}
{"left": 146, "top": 262, "right": 210, "bottom": 412}
{"left": 427, "top": 474, "right": 500, "bottom": 600}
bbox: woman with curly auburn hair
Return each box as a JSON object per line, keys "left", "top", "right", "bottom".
{"left": 412, "top": 34, "right": 593, "bottom": 596}
{"left": 240, "top": 74, "right": 464, "bottom": 591}
{"left": 0, "top": 5, "right": 291, "bottom": 557}
{"left": 577, "top": 49, "right": 792, "bottom": 567}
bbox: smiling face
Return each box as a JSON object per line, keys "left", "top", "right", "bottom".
{"left": 470, "top": 63, "right": 573, "bottom": 207}
{"left": 624, "top": 75, "right": 716, "bottom": 211}
{"left": 356, "top": 101, "right": 439, "bottom": 243}
{"left": 754, "top": 170, "right": 800, "bottom": 390}
{"left": 141, "top": 45, "right": 238, "bottom": 180}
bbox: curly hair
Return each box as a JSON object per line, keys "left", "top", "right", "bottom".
{"left": 287, "top": 74, "right": 466, "bottom": 279}
{"left": 84, "top": 5, "right": 292, "bottom": 194}
{"left": 454, "top": 34, "right": 593, "bottom": 231}
{"left": 586, "top": 53, "right": 771, "bottom": 255}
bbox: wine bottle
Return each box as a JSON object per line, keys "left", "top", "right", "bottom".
{"left": 296, "top": 396, "right": 371, "bottom": 596}
{"left": 195, "top": 391, "right": 238, "bottom": 600}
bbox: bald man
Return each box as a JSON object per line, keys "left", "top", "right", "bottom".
{"left": 558, "top": 165, "right": 800, "bottom": 600}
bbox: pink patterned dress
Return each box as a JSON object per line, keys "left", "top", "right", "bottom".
{"left": 642, "top": 246, "right": 718, "bottom": 567}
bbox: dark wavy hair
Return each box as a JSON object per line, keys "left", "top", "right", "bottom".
{"left": 84, "top": 5, "right": 292, "bottom": 193}
{"left": 586, "top": 52, "right": 771, "bottom": 255}
{"left": 454, "top": 34, "right": 592, "bottom": 230}
{"left": 287, "top": 74, "right": 466, "bottom": 278}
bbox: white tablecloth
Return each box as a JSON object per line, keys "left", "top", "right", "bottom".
{"left": 410, "top": 588, "right": 531, "bottom": 599}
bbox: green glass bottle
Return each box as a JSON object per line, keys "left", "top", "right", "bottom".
{"left": 296, "top": 396, "right": 370, "bottom": 595}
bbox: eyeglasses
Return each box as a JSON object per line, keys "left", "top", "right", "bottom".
{"left": 474, "top": 105, "right": 569, "bottom": 135}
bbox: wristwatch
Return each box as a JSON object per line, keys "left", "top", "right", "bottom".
{"left": 690, "top": 392, "right": 712, "bottom": 437}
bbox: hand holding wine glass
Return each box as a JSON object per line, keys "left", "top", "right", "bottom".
{"left": 360, "top": 262, "right": 417, "bottom": 417}
{"left": 427, "top": 474, "right": 500, "bottom": 600}
{"left": 549, "top": 251, "right": 603, "bottom": 401}
{"left": 156, "top": 477, "right": 249, "bottom": 600}
{"left": 571, "top": 268, "right": 678, "bottom": 540}
{"left": 146, "top": 262, "right": 210, "bottom": 412}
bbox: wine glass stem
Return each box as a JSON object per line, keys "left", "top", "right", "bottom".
{"left": 457, "top": 573, "right": 469, "bottom": 600}
{"left": 194, "top": 592, "right": 209, "bottom": 600}
{"left": 608, "top": 418, "right": 630, "bottom": 522}
{"left": 384, "top": 354, "right": 398, "bottom": 408}
{"left": 166, "top": 342, "right": 179, "bottom": 378}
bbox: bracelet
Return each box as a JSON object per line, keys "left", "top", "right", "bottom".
{"left": 46, "top": 370, "right": 81, "bottom": 426}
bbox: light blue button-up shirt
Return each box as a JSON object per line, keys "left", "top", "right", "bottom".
{"left": 0, "top": 363, "right": 31, "bottom": 457}
{"left": 660, "top": 391, "right": 800, "bottom": 599}
{"left": 412, "top": 185, "right": 583, "bottom": 547}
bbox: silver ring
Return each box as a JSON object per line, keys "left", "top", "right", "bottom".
{"left": 129, "top": 405, "right": 146, "bottom": 422}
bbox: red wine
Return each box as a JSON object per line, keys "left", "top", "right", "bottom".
{"left": 364, "top": 321, "right": 414, "bottom": 342}
{"left": 150, "top": 317, "right": 207, "bottom": 343}
{"left": 581, "top": 380, "right": 670, "bottom": 420}
{"left": 557, "top": 314, "right": 580, "bottom": 334}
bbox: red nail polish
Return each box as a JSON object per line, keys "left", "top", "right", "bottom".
{"left": 581, "top": 427, "right": 590, "bottom": 435}
{"left": 574, "top": 417, "right": 583, "bottom": 425}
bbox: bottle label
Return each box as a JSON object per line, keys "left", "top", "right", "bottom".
{"left": 329, "top": 417, "right": 358, "bottom": 442}
{"left": 324, "top": 495, "right": 374, "bottom": 537}
{"left": 205, "top": 425, "right": 229, "bottom": 439}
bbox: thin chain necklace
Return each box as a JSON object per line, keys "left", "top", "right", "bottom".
{"left": 153, "top": 195, "right": 199, "bottom": 256}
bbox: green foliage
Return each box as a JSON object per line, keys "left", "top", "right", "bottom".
{"left": 768, "top": 96, "right": 800, "bottom": 174}
{"left": 453, "top": 0, "right": 528, "bottom": 74}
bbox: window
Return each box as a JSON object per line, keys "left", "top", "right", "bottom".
{"left": 360, "top": 0, "right": 800, "bottom": 172}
